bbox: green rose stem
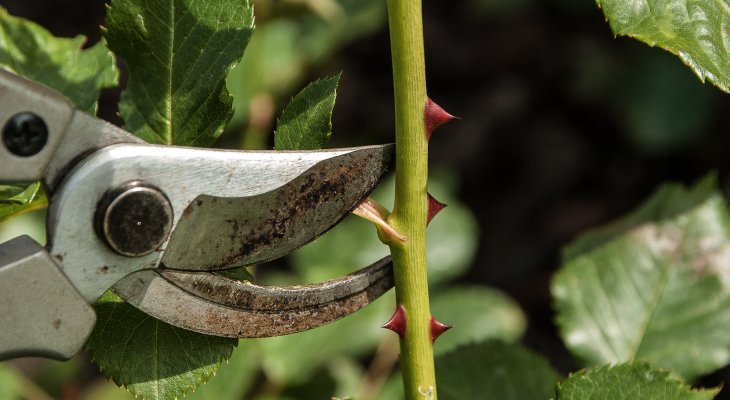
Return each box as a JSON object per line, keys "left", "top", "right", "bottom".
{"left": 353, "top": 0, "right": 455, "bottom": 396}
{"left": 384, "top": 0, "right": 440, "bottom": 397}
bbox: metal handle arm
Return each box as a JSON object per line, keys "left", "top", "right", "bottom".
{"left": 0, "top": 236, "right": 96, "bottom": 360}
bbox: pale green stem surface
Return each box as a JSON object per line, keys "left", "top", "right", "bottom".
{"left": 385, "top": 0, "right": 435, "bottom": 398}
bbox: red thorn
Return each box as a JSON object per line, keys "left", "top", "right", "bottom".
{"left": 427, "top": 193, "right": 447, "bottom": 225}
{"left": 382, "top": 304, "right": 407, "bottom": 339}
{"left": 424, "top": 97, "right": 456, "bottom": 139}
{"left": 430, "top": 316, "right": 452, "bottom": 343}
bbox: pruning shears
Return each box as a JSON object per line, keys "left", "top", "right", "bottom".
{"left": 0, "top": 69, "right": 394, "bottom": 360}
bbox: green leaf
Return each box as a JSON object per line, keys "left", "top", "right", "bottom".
{"left": 431, "top": 286, "right": 526, "bottom": 356}
{"left": 553, "top": 175, "right": 730, "bottom": 379}
{"left": 87, "top": 292, "right": 238, "bottom": 400}
{"left": 274, "top": 74, "right": 340, "bottom": 150}
{"left": 436, "top": 341, "right": 560, "bottom": 400}
{"left": 0, "top": 7, "right": 118, "bottom": 113}
{"left": 0, "top": 183, "right": 47, "bottom": 223}
{"left": 257, "top": 291, "right": 393, "bottom": 385}
{"left": 556, "top": 362, "right": 719, "bottom": 400}
{"left": 596, "top": 0, "right": 730, "bottom": 93}
{"left": 105, "top": 0, "right": 254, "bottom": 146}
{"left": 186, "top": 341, "right": 259, "bottom": 400}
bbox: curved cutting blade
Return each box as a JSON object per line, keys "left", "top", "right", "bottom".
{"left": 112, "top": 257, "right": 393, "bottom": 337}
{"left": 161, "top": 144, "right": 393, "bottom": 271}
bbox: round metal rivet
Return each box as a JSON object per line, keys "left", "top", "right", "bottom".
{"left": 2, "top": 112, "right": 49, "bottom": 157}
{"left": 98, "top": 183, "right": 173, "bottom": 257}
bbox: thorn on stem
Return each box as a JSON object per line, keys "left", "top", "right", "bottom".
{"left": 383, "top": 304, "right": 407, "bottom": 339}
{"left": 429, "top": 315, "right": 452, "bottom": 343}
{"left": 424, "top": 97, "right": 457, "bottom": 139}
{"left": 427, "top": 193, "right": 447, "bottom": 225}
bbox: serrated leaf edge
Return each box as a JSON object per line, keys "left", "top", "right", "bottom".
{"left": 556, "top": 360, "right": 721, "bottom": 396}
{"left": 89, "top": 340, "right": 238, "bottom": 400}
{"left": 273, "top": 72, "right": 341, "bottom": 150}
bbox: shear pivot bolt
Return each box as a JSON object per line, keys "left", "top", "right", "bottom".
{"left": 2, "top": 112, "right": 48, "bottom": 157}
{"left": 96, "top": 182, "right": 173, "bottom": 257}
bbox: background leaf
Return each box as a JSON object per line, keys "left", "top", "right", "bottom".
{"left": 257, "top": 292, "right": 392, "bottom": 386}
{"left": 105, "top": 0, "right": 254, "bottom": 146}
{"left": 596, "top": 0, "right": 730, "bottom": 93}
{"left": 274, "top": 74, "right": 340, "bottom": 150}
{"left": 435, "top": 341, "right": 560, "bottom": 400}
{"left": 431, "top": 286, "right": 526, "bottom": 356}
{"left": 86, "top": 292, "right": 238, "bottom": 399}
{"left": 553, "top": 176, "right": 730, "bottom": 379}
{"left": 556, "top": 362, "right": 719, "bottom": 400}
{"left": 186, "top": 341, "right": 259, "bottom": 400}
{"left": 0, "top": 7, "right": 118, "bottom": 113}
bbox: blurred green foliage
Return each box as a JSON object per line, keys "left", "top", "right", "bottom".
{"left": 225, "top": 0, "right": 386, "bottom": 148}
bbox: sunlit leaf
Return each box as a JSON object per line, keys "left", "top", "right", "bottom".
{"left": 597, "top": 0, "right": 730, "bottom": 93}
{"left": 554, "top": 175, "right": 730, "bottom": 379}
{"left": 0, "top": 7, "right": 118, "bottom": 113}
{"left": 556, "top": 362, "right": 719, "bottom": 400}
{"left": 275, "top": 74, "right": 340, "bottom": 150}
{"left": 105, "top": 0, "right": 254, "bottom": 146}
{"left": 87, "top": 292, "right": 238, "bottom": 400}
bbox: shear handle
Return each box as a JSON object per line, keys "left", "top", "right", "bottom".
{"left": 0, "top": 236, "right": 96, "bottom": 360}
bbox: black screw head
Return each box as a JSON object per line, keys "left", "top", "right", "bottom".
{"left": 2, "top": 112, "right": 48, "bottom": 157}
{"left": 96, "top": 182, "right": 173, "bottom": 257}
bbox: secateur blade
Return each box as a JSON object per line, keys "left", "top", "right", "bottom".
{"left": 112, "top": 257, "right": 393, "bottom": 337}
{"left": 161, "top": 144, "right": 394, "bottom": 271}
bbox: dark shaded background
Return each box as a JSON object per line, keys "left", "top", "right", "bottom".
{"left": 4, "top": 0, "right": 730, "bottom": 396}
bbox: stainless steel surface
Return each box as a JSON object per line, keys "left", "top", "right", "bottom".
{"left": 0, "top": 69, "right": 75, "bottom": 182}
{"left": 43, "top": 111, "right": 143, "bottom": 190}
{"left": 0, "top": 236, "right": 96, "bottom": 360}
{"left": 113, "top": 257, "right": 393, "bottom": 337}
{"left": 47, "top": 143, "right": 393, "bottom": 302}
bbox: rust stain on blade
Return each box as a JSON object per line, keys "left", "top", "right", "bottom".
{"left": 160, "top": 257, "right": 392, "bottom": 311}
{"left": 161, "top": 146, "right": 393, "bottom": 271}
{"left": 112, "top": 258, "right": 394, "bottom": 338}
